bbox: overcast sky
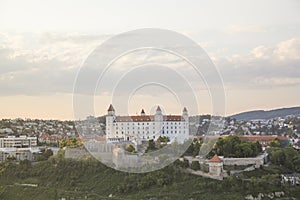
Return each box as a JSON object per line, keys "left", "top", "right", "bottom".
{"left": 0, "top": 0, "right": 300, "bottom": 119}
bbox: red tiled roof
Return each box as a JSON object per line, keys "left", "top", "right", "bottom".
{"left": 209, "top": 154, "right": 222, "bottom": 163}
{"left": 164, "top": 115, "right": 183, "bottom": 121}
{"left": 107, "top": 104, "right": 115, "bottom": 111}
{"left": 114, "top": 115, "right": 184, "bottom": 122}
{"left": 241, "top": 135, "right": 288, "bottom": 141}
{"left": 115, "top": 116, "right": 154, "bottom": 122}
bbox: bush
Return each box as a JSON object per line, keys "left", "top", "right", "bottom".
{"left": 190, "top": 161, "right": 200, "bottom": 170}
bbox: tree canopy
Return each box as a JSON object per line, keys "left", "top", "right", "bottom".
{"left": 213, "top": 135, "right": 262, "bottom": 158}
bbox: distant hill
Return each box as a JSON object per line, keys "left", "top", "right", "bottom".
{"left": 230, "top": 106, "right": 300, "bottom": 121}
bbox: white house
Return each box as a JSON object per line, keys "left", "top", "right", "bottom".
{"left": 105, "top": 104, "right": 189, "bottom": 144}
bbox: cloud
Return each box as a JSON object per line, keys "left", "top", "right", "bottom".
{"left": 216, "top": 38, "right": 300, "bottom": 88}
{"left": 227, "top": 24, "right": 267, "bottom": 34}
{"left": 0, "top": 32, "right": 107, "bottom": 95}
{"left": 253, "top": 77, "right": 300, "bottom": 86}
{"left": 0, "top": 32, "right": 299, "bottom": 97}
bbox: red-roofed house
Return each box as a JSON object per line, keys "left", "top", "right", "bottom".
{"left": 208, "top": 154, "right": 223, "bottom": 176}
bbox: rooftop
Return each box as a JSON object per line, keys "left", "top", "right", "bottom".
{"left": 115, "top": 115, "right": 184, "bottom": 122}
{"left": 209, "top": 154, "right": 222, "bottom": 163}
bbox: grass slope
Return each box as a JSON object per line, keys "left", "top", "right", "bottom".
{"left": 0, "top": 158, "right": 299, "bottom": 200}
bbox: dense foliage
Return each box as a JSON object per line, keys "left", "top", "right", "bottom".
{"left": 60, "top": 138, "right": 83, "bottom": 148}
{"left": 213, "top": 135, "right": 262, "bottom": 158}
{"left": 267, "top": 146, "right": 300, "bottom": 172}
{"left": 184, "top": 138, "right": 203, "bottom": 157}
{"left": 125, "top": 144, "right": 136, "bottom": 153}
{"left": 34, "top": 148, "right": 53, "bottom": 161}
{"left": 0, "top": 156, "right": 299, "bottom": 200}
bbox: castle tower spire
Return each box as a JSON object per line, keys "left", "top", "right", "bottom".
{"left": 141, "top": 109, "right": 145, "bottom": 116}
{"left": 107, "top": 104, "right": 115, "bottom": 116}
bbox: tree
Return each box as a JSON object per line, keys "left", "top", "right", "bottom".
{"left": 145, "top": 139, "right": 156, "bottom": 152}
{"left": 193, "top": 142, "right": 200, "bottom": 157}
{"left": 184, "top": 143, "right": 194, "bottom": 156}
{"left": 125, "top": 145, "right": 136, "bottom": 153}
{"left": 212, "top": 135, "right": 262, "bottom": 158}
{"left": 190, "top": 160, "right": 200, "bottom": 170}
{"left": 270, "top": 138, "right": 281, "bottom": 147}
{"left": 60, "top": 138, "right": 82, "bottom": 148}
{"left": 157, "top": 136, "right": 170, "bottom": 143}
{"left": 272, "top": 150, "right": 285, "bottom": 165}
{"left": 35, "top": 148, "right": 53, "bottom": 161}
{"left": 44, "top": 148, "right": 53, "bottom": 159}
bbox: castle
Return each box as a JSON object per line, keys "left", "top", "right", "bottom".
{"left": 105, "top": 104, "right": 189, "bottom": 144}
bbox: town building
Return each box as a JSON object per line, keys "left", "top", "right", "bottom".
{"left": 0, "top": 135, "right": 37, "bottom": 148}
{"left": 105, "top": 104, "right": 189, "bottom": 144}
{"left": 281, "top": 173, "right": 300, "bottom": 186}
{"left": 0, "top": 136, "right": 38, "bottom": 162}
{"left": 208, "top": 154, "right": 223, "bottom": 177}
{"left": 240, "top": 135, "right": 289, "bottom": 147}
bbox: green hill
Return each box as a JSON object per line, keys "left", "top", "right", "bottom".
{"left": 0, "top": 157, "right": 299, "bottom": 199}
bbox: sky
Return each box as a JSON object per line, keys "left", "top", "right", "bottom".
{"left": 0, "top": 0, "right": 300, "bottom": 119}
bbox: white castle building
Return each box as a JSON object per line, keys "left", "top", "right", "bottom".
{"left": 105, "top": 104, "right": 189, "bottom": 144}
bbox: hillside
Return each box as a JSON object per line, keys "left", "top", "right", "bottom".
{"left": 230, "top": 106, "right": 300, "bottom": 121}
{"left": 0, "top": 156, "right": 299, "bottom": 199}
